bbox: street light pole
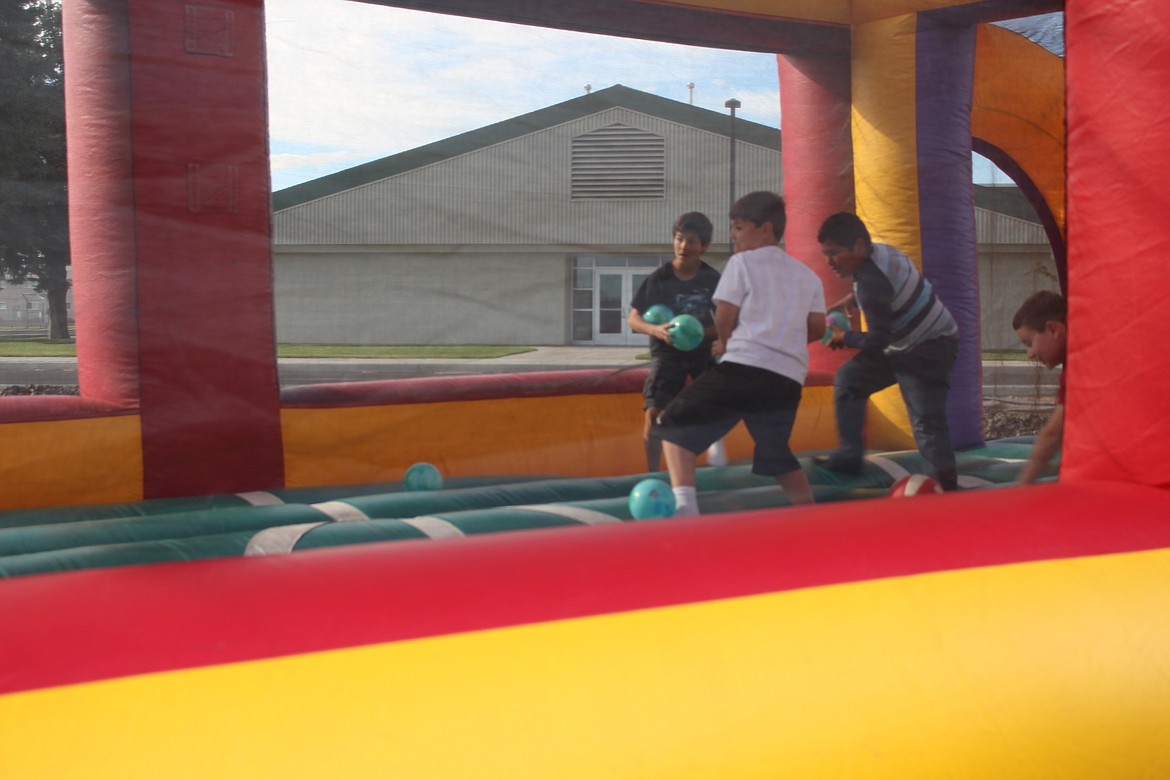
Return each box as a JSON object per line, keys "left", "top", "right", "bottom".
{"left": 725, "top": 98, "right": 741, "bottom": 250}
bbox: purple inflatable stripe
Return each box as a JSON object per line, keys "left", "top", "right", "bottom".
{"left": 915, "top": 18, "right": 983, "bottom": 449}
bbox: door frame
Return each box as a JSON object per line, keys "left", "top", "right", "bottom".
{"left": 571, "top": 255, "right": 664, "bottom": 345}
{"left": 593, "top": 268, "right": 653, "bottom": 345}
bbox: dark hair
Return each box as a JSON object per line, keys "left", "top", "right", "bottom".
{"left": 817, "top": 212, "right": 872, "bottom": 248}
{"left": 672, "top": 211, "right": 714, "bottom": 245}
{"left": 1012, "top": 290, "right": 1067, "bottom": 331}
{"left": 729, "top": 191, "right": 786, "bottom": 240}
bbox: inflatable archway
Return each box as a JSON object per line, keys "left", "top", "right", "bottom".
{"left": 4, "top": 0, "right": 1170, "bottom": 776}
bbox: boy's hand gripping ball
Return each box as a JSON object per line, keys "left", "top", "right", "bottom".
{"left": 667, "top": 314, "right": 704, "bottom": 352}
{"left": 820, "top": 310, "right": 851, "bottom": 345}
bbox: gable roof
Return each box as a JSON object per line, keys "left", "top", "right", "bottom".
{"left": 974, "top": 184, "right": 1041, "bottom": 223}
{"left": 274, "top": 84, "right": 1043, "bottom": 227}
{"left": 272, "top": 84, "right": 782, "bottom": 210}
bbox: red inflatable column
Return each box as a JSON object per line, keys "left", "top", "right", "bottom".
{"left": 1064, "top": 0, "right": 1170, "bottom": 486}
{"left": 776, "top": 54, "right": 854, "bottom": 375}
{"left": 65, "top": 0, "right": 285, "bottom": 497}
{"left": 62, "top": 0, "right": 140, "bottom": 406}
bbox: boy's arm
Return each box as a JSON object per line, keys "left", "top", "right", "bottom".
{"left": 806, "top": 312, "right": 827, "bottom": 344}
{"left": 702, "top": 265, "right": 721, "bottom": 341}
{"left": 627, "top": 308, "right": 673, "bottom": 344}
{"left": 841, "top": 272, "right": 894, "bottom": 353}
{"left": 828, "top": 292, "right": 856, "bottom": 312}
{"left": 713, "top": 300, "right": 739, "bottom": 356}
{"left": 1018, "top": 404, "right": 1064, "bottom": 484}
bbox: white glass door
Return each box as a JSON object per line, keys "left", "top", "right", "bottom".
{"left": 571, "top": 256, "right": 664, "bottom": 345}
{"left": 593, "top": 269, "right": 652, "bottom": 345}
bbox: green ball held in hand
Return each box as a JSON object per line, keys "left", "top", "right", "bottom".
{"left": 667, "top": 314, "right": 704, "bottom": 352}
{"left": 820, "top": 310, "right": 851, "bottom": 345}
{"left": 642, "top": 304, "right": 674, "bottom": 325}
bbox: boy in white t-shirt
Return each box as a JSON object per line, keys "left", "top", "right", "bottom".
{"left": 656, "top": 191, "right": 827, "bottom": 514}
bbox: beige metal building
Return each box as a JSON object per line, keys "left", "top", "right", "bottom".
{"left": 272, "top": 85, "right": 1056, "bottom": 349}
{"left": 0, "top": 277, "right": 72, "bottom": 330}
{"left": 974, "top": 198, "right": 1060, "bottom": 350}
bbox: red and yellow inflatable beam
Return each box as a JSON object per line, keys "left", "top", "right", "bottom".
{"left": 3, "top": 481, "right": 1170, "bottom": 778}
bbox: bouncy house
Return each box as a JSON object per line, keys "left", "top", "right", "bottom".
{"left": 3, "top": 0, "right": 1170, "bottom": 777}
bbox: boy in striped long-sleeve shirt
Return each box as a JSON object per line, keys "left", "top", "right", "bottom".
{"left": 816, "top": 212, "right": 960, "bottom": 491}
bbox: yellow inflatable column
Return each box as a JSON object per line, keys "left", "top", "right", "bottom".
{"left": 852, "top": 14, "right": 922, "bottom": 259}
{"left": 846, "top": 14, "right": 920, "bottom": 450}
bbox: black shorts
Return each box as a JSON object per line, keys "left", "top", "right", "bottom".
{"left": 656, "top": 361, "right": 804, "bottom": 476}
{"left": 643, "top": 351, "right": 715, "bottom": 410}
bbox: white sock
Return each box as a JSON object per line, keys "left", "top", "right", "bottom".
{"left": 705, "top": 438, "right": 728, "bottom": 467}
{"left": 672, "top": 486, "right": 699, "bottom": 516}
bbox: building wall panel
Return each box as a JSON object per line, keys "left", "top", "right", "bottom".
{"left": 274, "top": 250, "right": 568, "bottom": 345}
{"left": 274, "top": 107, "right": 782, "bottom": 248}
{"left": 272, "top": 97, "right": 1056, "bottom": 350}
{"left": 978, "top": 246, "right": 1061, "bottom": 350}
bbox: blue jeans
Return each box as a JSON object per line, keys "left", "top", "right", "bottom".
{"left": 833, "top": 337, "right": 959, "bottom": 489}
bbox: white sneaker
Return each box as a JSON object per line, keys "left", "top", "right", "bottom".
{"left": 706, "top": 439, "right": 728, "bottom": 467}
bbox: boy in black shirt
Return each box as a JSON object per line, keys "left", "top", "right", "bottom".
{"left": 629, "top": 212, "right": 722, "bottom": 470}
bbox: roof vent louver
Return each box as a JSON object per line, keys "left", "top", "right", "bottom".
{"left": 572, "top": 124, "right": 665, "bottom": 199}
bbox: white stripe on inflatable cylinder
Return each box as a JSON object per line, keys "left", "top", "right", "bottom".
{"left": 310, "top": 501, "right": 370, "bottom": 523}
{"left": 244, "top": 522, "right": 327, "bottom": 556}
{"left": 400, "top": 516, "right": 465, "bottom": 539}
{"left": 865, "top": 455, "right": 911, "bottom": 480}
{"left": 512, "top": 504, "right": 622, "bottom": 526}
{"left": 236, "top": 491, "right": 285, "bottom": 506}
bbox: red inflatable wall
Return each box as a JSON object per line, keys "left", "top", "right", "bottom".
{"left": 1064, "top": 0, "right": 1170, "bottom": 486}
{"left": 63, "top": 0, "right": 285, "bottom": 497}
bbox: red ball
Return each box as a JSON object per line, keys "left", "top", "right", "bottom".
{"left": 888, "top": 474, "right": 944, "bottom": 497}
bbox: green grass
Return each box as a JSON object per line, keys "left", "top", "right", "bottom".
{"left": 982, "top": 349, "right": 1028, "bottom": 360}
{"left": 0, "top": 339, "right": 77, "bottom": 357}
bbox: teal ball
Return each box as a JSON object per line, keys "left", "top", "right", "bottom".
{"left": 403, "top": 462, "right": 443, "bottom": 491}
{"left": 628, "top": 478, "right": 676, "bottom": 519}
{"left": 820, "top": 310, "right": 851, "bottom": 345}
{"left": 826, "top": 310, "right": 851, "bottom": 331}
{"left": 667, "top": 314, "right": 704, "bottom": 352}
{"left": 643, "top": 304, "right": 674, "bottom": 325}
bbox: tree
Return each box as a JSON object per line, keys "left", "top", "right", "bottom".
{"left": 0, "top": 0, "right": 70, "bottom": 339}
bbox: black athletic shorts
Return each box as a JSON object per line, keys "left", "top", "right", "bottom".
{"left": 642, "top": 350, "right": 714, "bottom": 410}
{"left": 656, "top": 360, "right": 803, "bottom": 476}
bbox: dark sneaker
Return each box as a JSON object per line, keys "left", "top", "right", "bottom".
{"left": 936, "top": 467, "right": 959, "bottom": 491}
{"left": 813, "top": 454, "right": 863, "bottom": 475}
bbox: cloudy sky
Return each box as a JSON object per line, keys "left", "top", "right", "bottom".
{"left": 264, "top": 0, "right": 1006, "bottom": 191}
